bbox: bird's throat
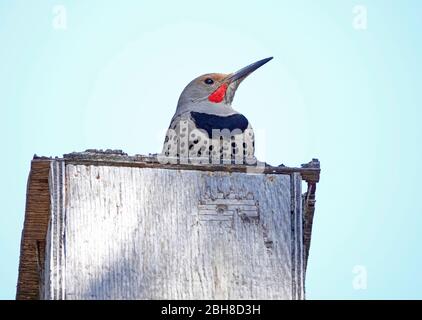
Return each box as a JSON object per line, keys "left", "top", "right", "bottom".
{"left": 208, "top": 83, "right": 228, "bottom": 103}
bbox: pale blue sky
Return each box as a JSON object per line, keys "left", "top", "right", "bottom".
{"left": 1, "top": 0, "right": 421, "bottom": 299}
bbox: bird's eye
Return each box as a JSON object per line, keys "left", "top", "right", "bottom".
{"left": 204, "top": 78, "right": 214, "bottom": 85}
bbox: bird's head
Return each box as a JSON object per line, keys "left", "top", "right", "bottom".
{"left": 175, "top": 57, "right": 273, "bottom": 117}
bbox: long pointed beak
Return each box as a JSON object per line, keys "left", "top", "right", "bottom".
{"left": 223, "top": 57, "right": 273, "bottom": 104}
{"left": 227, "top": 57, "right": 273, "bottom": 83}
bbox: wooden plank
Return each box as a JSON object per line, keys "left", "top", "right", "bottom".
{"left": 16, "top": 160, "right": 52, "bottom": 300}
{"left": 45, "top": 164, "right": 299, "bottom": 299}
{"left": 60, "top": 151, "right": 321, "bottom": 183}
{"left": 17, "top": 151, "right": 319, "bottom": 300}
{"left": 62, "top": 159, "right": 320, "bottom": 183}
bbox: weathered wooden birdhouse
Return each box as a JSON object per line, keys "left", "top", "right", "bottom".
{"left": 16, "top": 150, "right": 320, "bottom": 300}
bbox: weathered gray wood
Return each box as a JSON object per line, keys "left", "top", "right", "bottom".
{"left": 63, "top": 150, "right": 321, "bottom": 183}
{"left": 16, "top": 151, "right": 319, "bottom": 300}
{"left": 44, "top": 160, "right": 66, "bottom": 300}
{"left": 43, "top": 162, "right": 305, "bottom": 299}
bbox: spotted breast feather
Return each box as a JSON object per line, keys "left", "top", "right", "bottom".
{"left": 190, "top": 112, "right": 249, "bottom": 137}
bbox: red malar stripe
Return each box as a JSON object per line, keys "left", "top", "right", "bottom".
{"left": 208, "top": 83, "right": 228, "bottom": 103}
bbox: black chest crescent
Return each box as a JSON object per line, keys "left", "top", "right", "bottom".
{"left": 190, "top": 112, "right": 249, "bottom": 137}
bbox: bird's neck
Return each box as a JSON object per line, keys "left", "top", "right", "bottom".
{"left": 174, "top": 100, "right": 237, "bottom": 119}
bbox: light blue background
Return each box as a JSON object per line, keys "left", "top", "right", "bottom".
{"left": 1, "top": 0, "right": 421, "bottom": 299}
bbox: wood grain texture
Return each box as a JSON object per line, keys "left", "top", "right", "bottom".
{"left": 62, "top": 152, "right": 320, "bottom": 184}
{"left": 43, "top": 160, "right": 66, "bottom": 299}
{"left": 16, "top": 160, "right": 51, "bottom": 300}
{"left": 17, "top": 152, "right": 319, "bottom": 300}
{"left": 43, "top": 164, "right": 304, "bottom": 299}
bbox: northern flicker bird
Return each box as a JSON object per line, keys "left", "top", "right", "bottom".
{"left": 161, "top": 57, "right": 273, "bottom": 164}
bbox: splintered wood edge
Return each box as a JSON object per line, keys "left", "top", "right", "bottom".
{"left": 17, "top": 156, "right": 320, "bottom": 299}
{"left": 41, "top": 153, "right": 321, "bottom": 183}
